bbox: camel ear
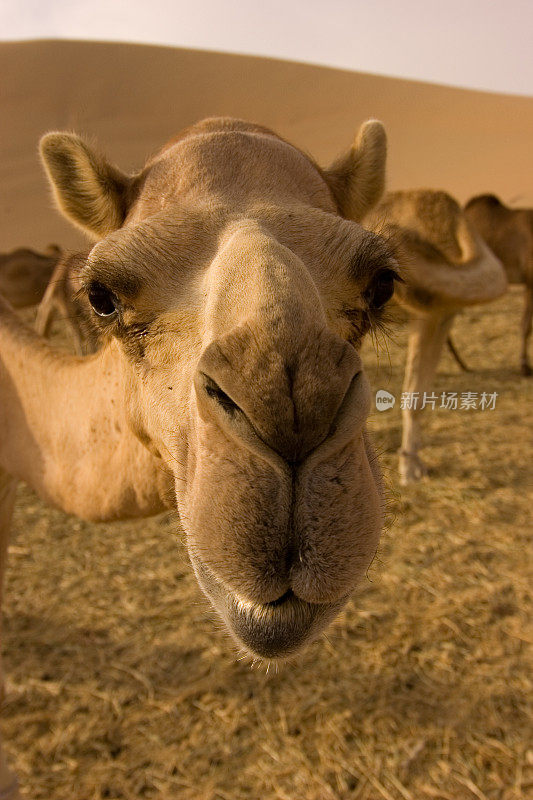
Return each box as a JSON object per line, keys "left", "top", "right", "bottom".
{"left": 40, "top": 133, "right": 133, "bottom": 238}
{"left": 324, "top": 120, "right": 387, "bottom": 222}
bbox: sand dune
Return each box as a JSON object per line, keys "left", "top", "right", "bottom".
{"left": 1, "top": 39, "right": 532, "bottom": 250}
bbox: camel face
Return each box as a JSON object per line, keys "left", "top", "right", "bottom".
{"left": 40, "top": 119, "right": 397, "bottom": 658}
{"left": 185, "top": 218, "right": 388, "bottom": 658}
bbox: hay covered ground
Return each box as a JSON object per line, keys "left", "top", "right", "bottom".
{"left": 2, "top": 287, "right": 532, "bottom": 800}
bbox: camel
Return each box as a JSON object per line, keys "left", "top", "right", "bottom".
{"left": 364, "top": 190, "right": 507, "bottom": 484}
{"left": 34, "top": 250, "right": 100, "bottom": 354}
{"left": 0, "top": 245, "right": 62, "bottom": 308}
{"left": 0, "top": 116, "right": 402, "bottom": 798}
{"left": 0, "top": 246, "right": 98, "bottom": 355}
{"left": 464, "top": 194, "right": 533, "bottom": 376}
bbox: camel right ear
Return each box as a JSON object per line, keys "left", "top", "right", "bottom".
{"left": 324, "top": 120, "right": 387, "bottom": 222}
{"left": 40, "top": 133, "right": 133, "bottom": 239}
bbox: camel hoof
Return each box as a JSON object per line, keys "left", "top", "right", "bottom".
{"left": 520, "top": 363, "right": 532, "bottom": 377}
{"left": 399, "top": 451, "right": 428, "bottom": 484}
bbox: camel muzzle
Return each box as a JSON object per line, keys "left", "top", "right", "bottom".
{"left": 189, "top": 548, "right": 348, "bottom": 659}
{"left": 183, "top": 367, "right": 382, "bottom": 653}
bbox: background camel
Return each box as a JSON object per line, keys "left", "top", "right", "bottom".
{"left": 0, "top": 247, "right": 97, "bottom": 355}
{"left": 364, "top": 190, "right": 507, "bottom": 483}
{"left": 0, "top": 116, "right": 400, "bottom": 799}
{"left": 0, "top": 246, "right": 62, "bottom": 309}
{"left": 464, "top": 194, "right": 533, "bottom": 376}
{"left": 34, "top": 251, "right": 99, "bottom": 354}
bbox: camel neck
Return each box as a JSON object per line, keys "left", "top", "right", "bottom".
{"left": 0, "top": 299, "right": 167, "bottom": 519}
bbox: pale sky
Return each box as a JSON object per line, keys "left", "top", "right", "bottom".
{"left": 1, "top": 0, "right": 532, "bottom": 96}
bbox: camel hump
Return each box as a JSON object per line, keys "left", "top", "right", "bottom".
{"left": 0, "top": 245, "right": 63, "bottom": 308}
{"left": 410, "top": 190, "right": 479, "bottom": 264}
{"left": 383, "top": 224, "right": 450, "bottom": 265}
{"left": 369, "top": 190, "right": 480, "bottom": 266}
{"left": 464, "top": 193, "right": 505, "bottom": 211}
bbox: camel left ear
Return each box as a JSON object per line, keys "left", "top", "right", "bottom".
{"left": 324, "top": 120, "right": 387, "bottom": 222}
{"left": 40, "top": 132, "right": 135, "bottom": 239}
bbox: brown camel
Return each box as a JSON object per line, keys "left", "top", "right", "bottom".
{"left": 464, "top": 194, "right": 533, "bottom": 376}
{"left": 0, "top": 245, "right": 62, "bottom": 308}
{"left": 364, "top": 190, "right": 507, "bottom": 484}
{"left": 34, "top": 250, "right": 100, "bottom": 354}
{"left": 0, "top": 116, "right": 400, "bottom": 798}
{"left": 0, "top": 246, "right": 98, "bottom": 355}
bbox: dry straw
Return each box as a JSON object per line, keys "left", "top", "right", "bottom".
{"left": 2, "top": 288, "right": 532, "bottom": 799}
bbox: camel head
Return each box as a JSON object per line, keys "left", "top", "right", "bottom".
{"left": 40, "top": 118, "right": 399, "bottom": 659}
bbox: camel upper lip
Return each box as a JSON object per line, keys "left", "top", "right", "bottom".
{"left": 264, "top": 588, "right": 295, "bottom": 607}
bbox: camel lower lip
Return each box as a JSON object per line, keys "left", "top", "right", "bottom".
{"left": 189, "top": 551, "right": 347, "bottom": 659}
{"left": 227, "top": 594, "right": 325, "bottom": 658}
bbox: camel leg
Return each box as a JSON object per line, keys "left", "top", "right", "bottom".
{"left": 520, "top": 284, "right": 533, "bottom": 376}
{"left": 35, "top": 278, "right": 88, "bottom": 356}
{"left": 446, "top": 333, "right": 470, "bottom": 372}
{"left": 400, "top": 312, "right": 455, "bottom": 484}
{"left": 33, "top": 294, "right": 55, "bottom": 341}
{"left": 0, "top": 470, "right": 21, "bottom": 800}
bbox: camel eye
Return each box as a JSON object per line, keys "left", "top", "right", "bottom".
{"left": 365, "top": 269, "right": 397, "bottom": 310}
{"left": 87, "top": 282, "right": 119, "bottom": 317}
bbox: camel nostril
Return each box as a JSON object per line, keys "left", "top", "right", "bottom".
{"left": 265, "top": 588, "right": 295, "bottom": 608}
{"left": 202, "top": 375, "right": 240, "bottom": 415}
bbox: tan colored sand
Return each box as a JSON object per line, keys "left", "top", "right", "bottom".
{"left": 1, "top": 39, "right": 533, "bottom": 252}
